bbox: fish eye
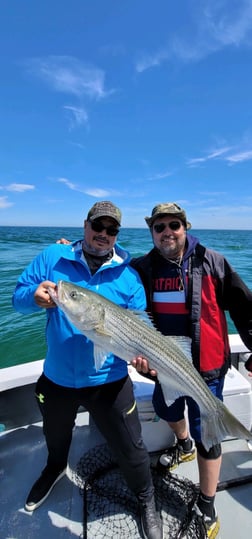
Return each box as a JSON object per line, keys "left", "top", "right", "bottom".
{"left": 70, "top": 291, "right": 77, "bottom": 299}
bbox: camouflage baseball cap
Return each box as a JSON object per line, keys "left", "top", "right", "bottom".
{"left": 145, "top": 202, "right": 191, "bottom": 229}
{"left": 87, "top": 201, "right": 121, "bottom": 225}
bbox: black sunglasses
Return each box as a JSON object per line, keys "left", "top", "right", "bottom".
{"left": 89, "top": 220, "right": 120, "bottom": 237}
{"left": 153, "top": 221, "right": 182, "bottom": 233}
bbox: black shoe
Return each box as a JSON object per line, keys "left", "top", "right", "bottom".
{"left": 158, "top": 440, "right": 196, "bottom": 472}
{"left": 194, "top": 505, "right": 220, "bottom": 539}
{"left": 25, "top": 466, "right": 66, "bottom": 511}
{"left": 140, "top": 496, "right": 163, "bottom": 539}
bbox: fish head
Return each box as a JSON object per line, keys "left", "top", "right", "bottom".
{"left": 48, "top": 280, "right": 105, "bottom": 332}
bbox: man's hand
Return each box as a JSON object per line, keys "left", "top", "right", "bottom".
{"left": 56, "top": 238, "right": 71, "bottom": 244}
{"left": 131, "top": 356, "right": 157, "bottom": 377}
{"left": 34, "top": 281, "right": 57, "bottom": 309}
{"left": 245, "top": 353, "right": 252, "bottom": 377}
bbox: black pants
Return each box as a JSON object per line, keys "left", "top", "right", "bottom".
{"left": 35, "top": 373, "right": 154, "bottom": 501}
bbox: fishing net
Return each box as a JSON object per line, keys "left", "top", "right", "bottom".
{"left": 75, "top": 443, "right": 207, "bottom": 539}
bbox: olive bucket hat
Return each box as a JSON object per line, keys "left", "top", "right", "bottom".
{"left": 145, "top": 202, "right": 191, "bottom": 229}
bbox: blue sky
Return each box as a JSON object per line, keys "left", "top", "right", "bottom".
{"left": 1, "top": 0, "right": 252, "bottom": 229}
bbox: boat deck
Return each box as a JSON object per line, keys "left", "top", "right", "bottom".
{"left": 1, "top": 409, "right": 252, "bottom": 538}
{"left": 1, "top": 412, "right": 99, "bottom": 538}
{"left": 1, "top": 345, "right": 252, "bottom": 538}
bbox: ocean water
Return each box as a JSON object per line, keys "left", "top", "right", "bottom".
{"left": 1, "top": 226, "right": 252, "bottom": 369}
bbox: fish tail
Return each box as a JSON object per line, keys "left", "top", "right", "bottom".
{"left": 201, "top": 401, "right": 252, "bottom": 452}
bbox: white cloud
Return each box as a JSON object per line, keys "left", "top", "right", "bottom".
{"left": 6, "top": 183, "right": 35, "bottom": 192}
{"left": 204, "top": 0, "right": 252, "bottom": 47}
{"left": 225, "top": 149, "right": 252, "bottom": 163}
{"left": 136, "top": 49, "right": 170, "bottom": 73}
{"left": 57, "top": 178, "right": 77, "bottom": 190}
{"left": 0, "top": 196, "right": 14, "bottom": 208}
{"left": 69, "top": 141, "right": 86, "bottom": 150}
{"left": 57, "top": 178, "right": 114, "bottom": 198}
{"left": 84, "top": 189, "right": 111, "bottom": 197}
{"left": 187, "top": 143, "right": 252, "bottom": 166}
{"left": 146, "top": 170, "right": 173, "bottom": 181}
{"left": 64, "top": 105, "right": 88, "bottom": 129}
{"left": 187, "top": 146, "right": 231, "bottom": 166}
{"left": 207, "top": 147, "right": 232, "bottom": 159}
{"left": 136, "top": 0, "right": 252, "bottom": 72}
{"left": 187, "top": 157, "right": 208, "bottom": 166}
{"left": 25, "top": 56, "right": 113, "bottom": 100}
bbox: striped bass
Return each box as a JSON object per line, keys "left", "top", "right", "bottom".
{"left": 49, "top": 280, "right": 252, "bottom": 451}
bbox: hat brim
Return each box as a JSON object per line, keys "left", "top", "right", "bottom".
{"left": 89, "top": 213, "right": 121, "bottom": 226}
{"left": 145, "top": 215, "right": 191, "bottom": 230}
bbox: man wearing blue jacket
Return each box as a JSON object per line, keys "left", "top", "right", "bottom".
{"left": 12, "top": 201, "right": 162, "bottom": 539}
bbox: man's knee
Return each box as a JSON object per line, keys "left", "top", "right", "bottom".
{"left": 195, "top": 441, "right": 222, "bottom": 459}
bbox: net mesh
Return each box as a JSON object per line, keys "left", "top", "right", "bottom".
{"left": 75, "top": 443, "right": 207, "bottom": 539}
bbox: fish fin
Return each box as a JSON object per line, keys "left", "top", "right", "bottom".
{"left": 96, "top": 326, "right": 112, "bottom": 336}
{"left": 93, "top": 345, "right": 110, "bottom": 371}
{"left": 158, "top": 374, "right": 184, "bottom": 406}
{"left": 93, "top": 314, "right": 112, "bottom": 337}
{"left": 163, "top": 335, "right": 192, "bottom": 361}
{"left": 130, "top": 310, "right": 156, "bottom": 328}
{"left": 201, "top": 398, "right": 252, "bottom": 451}
{"left": 160, "top": 384, "right": 182, "bottom": 406}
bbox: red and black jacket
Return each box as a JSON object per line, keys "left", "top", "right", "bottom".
{"left": 131, "top": 235, "right": 252, "bottom": 381}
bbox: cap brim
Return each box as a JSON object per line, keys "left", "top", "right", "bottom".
{"left": 89, "top": 214, "right": 121, "bottom": 225}
{"left": 145, "top": 216, "right": 191, "bottom": 229}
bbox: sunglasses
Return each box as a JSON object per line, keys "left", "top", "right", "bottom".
{"left": 89, "top": 220, "right": 120, "bottom": 237}
{"left": 153, "top": 221, "right": 182, "bottom": 233}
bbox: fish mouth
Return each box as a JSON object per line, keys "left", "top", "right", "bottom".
{"left": 48, "top": 285, "right": 58, "bottom": 302}
{"left": 48, "top": 281, "right": 69, "bottom": 305}
{"left": 52, "top": 281, "right": 72, "bottom": 303}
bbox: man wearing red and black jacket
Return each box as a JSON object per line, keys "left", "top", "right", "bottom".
{"left": 131, "top": 202, "right": 252, "bottom": 539}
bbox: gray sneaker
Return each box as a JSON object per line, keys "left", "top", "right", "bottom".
{"left": 158, "top": 440, "right": 196, "bottom": 472}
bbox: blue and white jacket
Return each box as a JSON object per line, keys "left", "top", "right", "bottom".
{"left": 12, "top": 240, "right": 146, "bottom": 388}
